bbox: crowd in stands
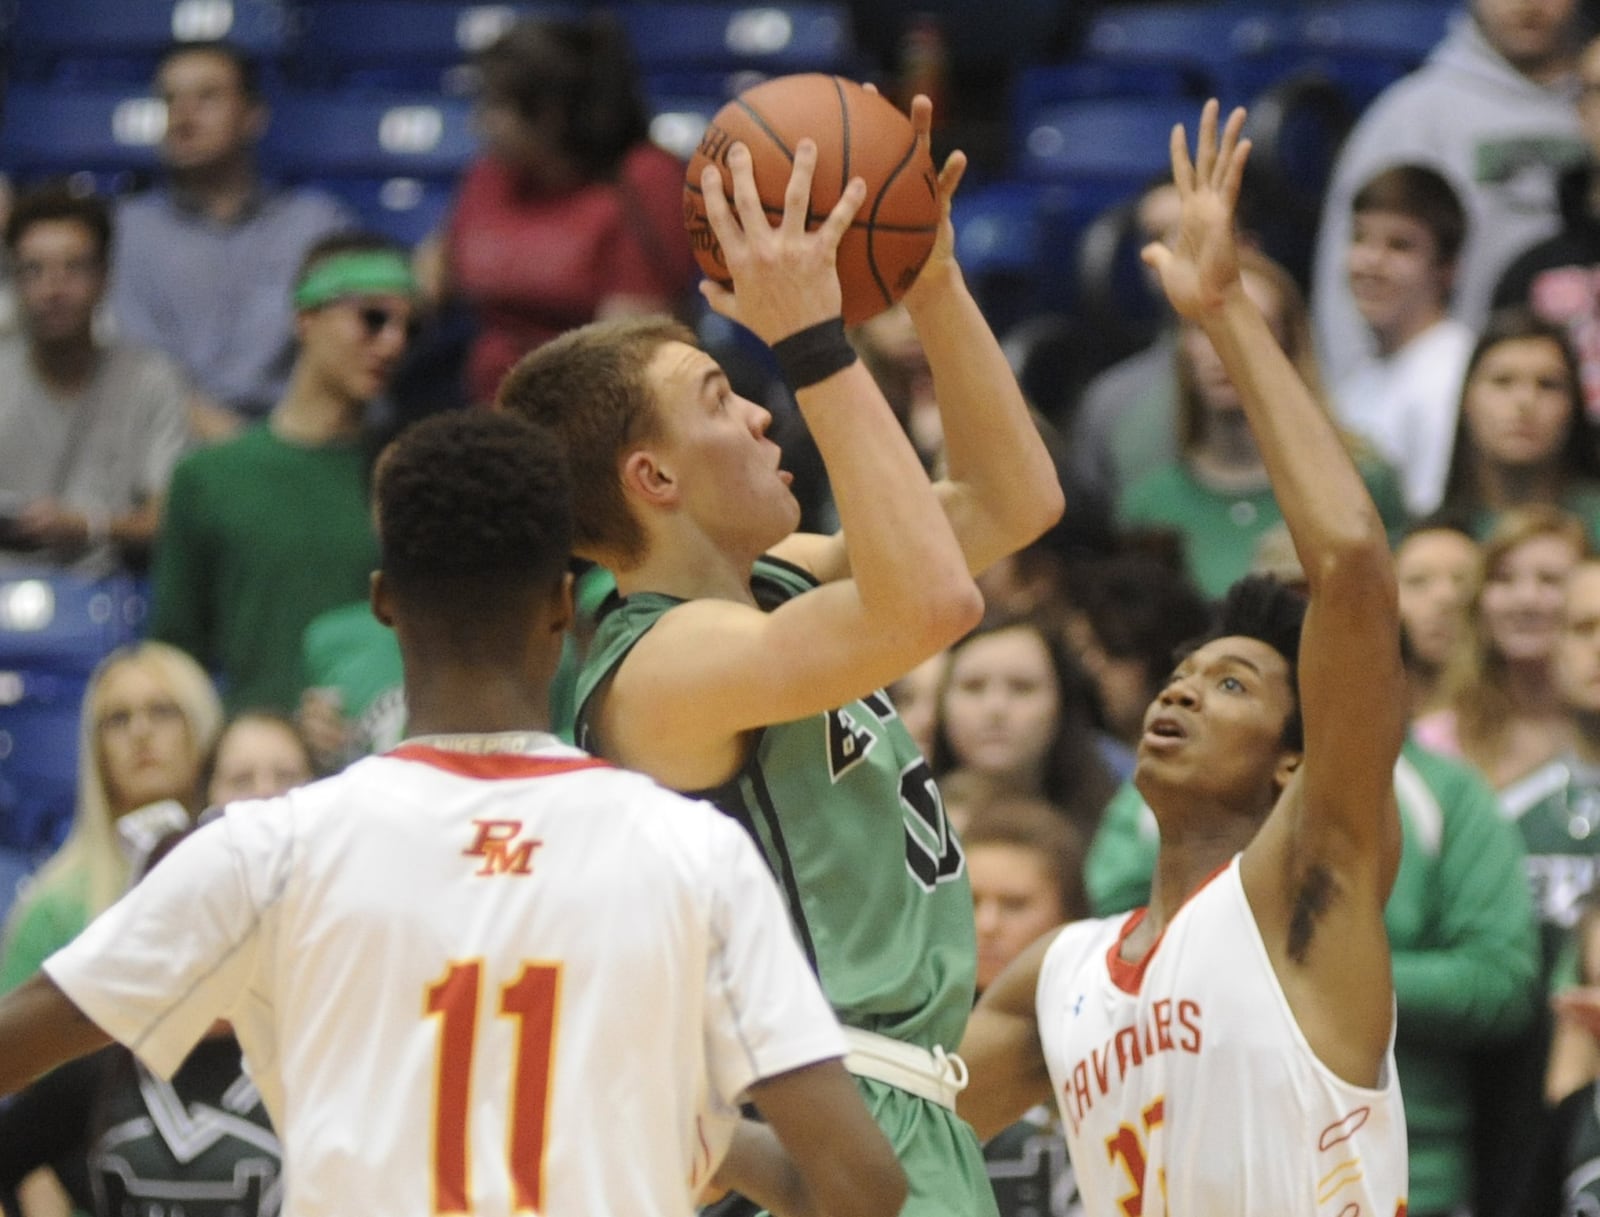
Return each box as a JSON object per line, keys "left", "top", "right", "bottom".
{"left": 13, "top": 0, "right": 1600, "bottom": 1214}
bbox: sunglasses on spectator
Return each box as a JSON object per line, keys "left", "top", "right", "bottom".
{"left": 336, "top": 299, "right": 419, "bottom": 342}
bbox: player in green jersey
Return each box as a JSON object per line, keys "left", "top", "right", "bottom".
{"left": 497, "top": 96, "right": 1063, "bottom": 1217}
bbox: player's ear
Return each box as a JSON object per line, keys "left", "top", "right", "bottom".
{"left": 1272, "top": 750, "right": 1302, "bottom": 797}
{"left": 369, "top": 570, "right": 395, "bottom": 628}
{"left": 549, "top": 571, "right": 574, "bottom": 637}
{"left": 621, "top": 447, "right": 678, "bottom": 509}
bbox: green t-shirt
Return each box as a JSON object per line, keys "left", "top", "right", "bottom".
{"left": 301, "top": 601, "right": 406, "bottom": 761}
{"left": 1116, "top": 458, "right": 1408, "bottom": 599}
{"left": 575, "top": 555, "right": 978, "bottom": 1051}
{"left": 150, "top": 425, "right": 380, "bottom": 713}
{"left": 0, "top": 865, "right": 91, "bottom": 994}
{"left": 1467, "top": 481, "right": 1600, "bottom": 545}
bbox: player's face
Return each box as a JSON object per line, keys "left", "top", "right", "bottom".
{"left": 1396, "top": 528, "right": 1478, "bottom": 670}
{"left": 1473, "top": 0, "right": 1577, "bottom": 72}
{"left": 1463, "top": 337, "right": 1576, "bottom": 470}
{"left": 208, "top": 717, "right": 315, "bottom": 805}
{"left": 1135, "top": 635, "right": 1297, "bottom": 812}
{"left": 298, "top": 293, "right": 415, "bottom": 405}
{"left": 94, "top": 661, "right": 199, "bottom": 816}
{"left": 157, "top": 50, "right": 263, "bottom": 172}
{"left": 14, "top": 220, "right": 105, "bottom": 345}
{"left": 969, "top": 843, "right": 1066, "bottom": 993}
{"left": 940, "top": 627, "right": 1061, "bottom": 791}
{"left": 1481, "top": 532, "right": 1581, "bottom": 663}
{"left": 645, "top": 341, "right": 799, "bottom": 552}
{"left": 1557, "top": 564, "right": 1600, "bottom": 713}
{"left": 1346, "top": 209, "right": 1450, "bottom": 347}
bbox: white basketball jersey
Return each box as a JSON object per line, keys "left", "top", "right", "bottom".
{"left": 1036, "top": 857, "right": 1407, "bottom": 1217}
{"left": 47, "top": 740, "right": 846, "bottom": 1217}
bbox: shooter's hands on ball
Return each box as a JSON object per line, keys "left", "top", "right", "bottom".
{"left": 698, "top": 138, "right": 866, "bottom": 344}
{"left": 1141, "top": 99, "right": 1252, "bottom": 324}
{"left": 901, "top": 93, "right": 968, "bottom": 310}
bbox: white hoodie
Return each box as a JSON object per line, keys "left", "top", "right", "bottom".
{"left": 1311, "top": 10, "right": 1584, "bottom": 382}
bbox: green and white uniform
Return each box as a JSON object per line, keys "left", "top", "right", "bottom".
{"left": 577, "top": 555, "right": 995, "bottom": 1217}
{"left": 1500, "top": 755, "right": 1600, "bottom": 986}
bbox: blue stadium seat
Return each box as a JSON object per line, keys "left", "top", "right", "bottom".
{"left": 1017, "top": 96, "right": 1198, "bottom": 216}
{"left": 317, "top": 177, "right": 457, "bottom": 247}
{"left": 13, "top": 0, "right": 293, "bottom": 82}
{"left": 617, "top": 3, "right": 856, "bottom": 75}
{"left": 1081, "top": 3, "right": 1290, "bottom": 107}
{"left": 0, "top": 669, "right": 88, "bottom": 855}
{"left": 0, "top": 85, "right": 166, "bottom": 180}
{"left": 643, "top": 84, "right": 729, "bottom": 161}
{"left": 951, "top": 179, "right": 1079, "bottom": 330}
{"left": 291, "top": 2, "right": 580, "bottom": 91}
{"left": 1291, "top": 0, "right": 1455, "bottom": 107}
{"left": 0, "top": 572, "right": 148, "bottom": 677}
{"left": 262, "top": 91, "right": 477, "bottom": 179}
{"left": 0, "top": 847, "right": 38, "bottom": 927}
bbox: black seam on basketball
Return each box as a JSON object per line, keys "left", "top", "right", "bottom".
{"left": 832, "top": 75, "right": 850, "bottom": 200}
{"left": 866, "top": 134, "right": 926, "bottom": 307}
{"left": 734, "top": 98, "right": 796, "bottom": 162}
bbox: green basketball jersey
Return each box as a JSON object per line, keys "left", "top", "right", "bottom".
{"left": 575, "top": 555, "right": 978, "bottom": 1051}
{"left": 1500, "top": 755, "right": 1600, "bottom": 982}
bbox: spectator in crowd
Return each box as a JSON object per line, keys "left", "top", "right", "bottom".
{"left": 110, "top": 42, "right": 353, "bottom": 436}
{"left": 1395, "top": 518, "right": 1481, "bottom": 717}
{"left": 929, "top": 613, "right": 1117, "bottom": 837}
{"left": 149, "top": 233, "right": 414, "bottom": 716}
{"left": 1416, "top": 505, "right": 1586, "bottom": 787}
{"left": 1526, "top": 899, "right": 1600, "bottom": 1216}
{"left": 433, "top": 13, "right": 698, "bottom": 406}
{"left": 0, "top": 642, "right": 222, "bottom": 994}
{"left": 1332, "top": 165, "right": 1476, "bottom": 518}
{"left": 1060, "top": 552, "right": 1212, "bottom": 752}
{"left": 963, "top": 796, "right": 1087, "bottom": 1217}
{"left": 1494, "top": 32, "right": 1600, "bottom": 428}
{"left": 1312, "top": 0, "right": 1586, "bottom": 383}
{"left": 0, "top": 828, "right": 282, "bottom": 1217}
{"left": 0, "top": 187, "right": 191, "bottom": 573}
{"left": 1437, "top": 310, "right": 1600, "bottom": 539}
{"left": 1116, "top": 247, "right": 1406, "bottom": 599}
{"left": 297, "top": 600, "right": 405, "bottom": 774}
{"left": 203, "top": 711, "right": 316, "bottom": 806}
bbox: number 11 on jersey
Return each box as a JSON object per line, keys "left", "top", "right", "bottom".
{"left": 425, "top": 960, "right": 563, "bottom": 1214}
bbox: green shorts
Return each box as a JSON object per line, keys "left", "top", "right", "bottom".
{"left": 855, "top": 1075, "right": 1000, "bottom": 1217}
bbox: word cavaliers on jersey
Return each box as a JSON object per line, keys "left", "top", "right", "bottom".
{"left": 42, "top": 739, "right": 847, "bottom": 1217}
{"left": 1036, "top": 857, "right": 1408, "bottom": 1217}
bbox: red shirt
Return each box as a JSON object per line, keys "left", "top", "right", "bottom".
{"left": 447, "top": 142, "right": 699, "bottom": 404}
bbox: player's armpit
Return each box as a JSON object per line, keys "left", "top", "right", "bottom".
{"left": 0, "top": 974, "right": 112, "bottom": 1099}
{"left": 959, "top": 928, "right": 1060, "bottom": 1141}
{"left": 740, "top": 1059, "right": 908, "bottom": 1217}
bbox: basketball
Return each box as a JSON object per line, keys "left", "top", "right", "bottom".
{"left": 683, "top": 74, "right": 941, "bottom": 327}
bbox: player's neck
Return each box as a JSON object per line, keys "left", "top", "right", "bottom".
{"left": 616, "top": 530, "right": 761, "bottom": 605}
{"left": 1144, "top": 823, "right": 1255, "bottom": 931}
{"left": 404, "top": 671, "right": 554, "bottom": 738}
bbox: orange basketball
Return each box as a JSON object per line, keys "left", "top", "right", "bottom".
{"left": 683, "top": 74, "right": 940, "bottom": 327}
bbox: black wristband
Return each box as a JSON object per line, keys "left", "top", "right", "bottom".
{"left": 771, "top": 317, "right": 858, "bottom": 390}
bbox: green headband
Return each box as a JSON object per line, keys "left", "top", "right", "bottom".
{"left": 293, "top": 250, "right": 418, "bottom": 311}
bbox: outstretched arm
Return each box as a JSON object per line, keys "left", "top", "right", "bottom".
{"left": 0, "top": 974, "right": 110, "bottom": 1099}
{"left": 1145, "top": 103, "right": 1405, "bottom": 890}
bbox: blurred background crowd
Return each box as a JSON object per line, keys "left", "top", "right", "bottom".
{"left": 6, "top": 0, "right": 1600, "bottom": 1215}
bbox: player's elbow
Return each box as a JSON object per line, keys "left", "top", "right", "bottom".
{"left": 921, "top": 574, "right": 985, "bottom": 649}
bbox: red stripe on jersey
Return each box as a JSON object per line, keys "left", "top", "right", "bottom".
{"left": 1104, "top": 860, "right": 1234, "bottom": 996}
{"left": 388, "top": 745, "right": 612, "bottom": 781}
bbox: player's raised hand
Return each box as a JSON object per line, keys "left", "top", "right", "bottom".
{"left": 698, "top": 138, "right": 867, "bottom": 344}
{"left": 902, "top": 92, "right": 968, "bottom": 309}
{"left": 1141, "top": 100, "right": 1251, "bottom": 323}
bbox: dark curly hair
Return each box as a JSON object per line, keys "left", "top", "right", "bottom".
{"left": 376, "top": 412, "right": 573, "bottom": 609}
{"left": 1186, "top": 574, "right": 1307, "bottom": 751}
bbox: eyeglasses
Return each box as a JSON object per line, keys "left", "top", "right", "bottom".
{"left": 352, "top": 303, "right": 420, "bottom": 342}
{"left": 98, "top": 699, "right": 186, "bottom": 736}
